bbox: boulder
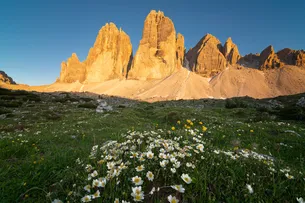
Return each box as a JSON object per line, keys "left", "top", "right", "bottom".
{"left": 185, "top": 34, "right": 227, "bottom": 77}
{"left": 223, "top": 37, "right": 240, "bottom": 64}
{"left": 85, "top": 23, "right": 133, "bottom": 83}
{"left": 58, "top": 53, "right": 86, "bottom": 83}
{"left": 127, "top": 10, "right": 178, "bottom": 80}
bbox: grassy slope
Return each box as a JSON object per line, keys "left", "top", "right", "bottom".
{"left": 0, "top": 88, "right": 304, "bottom": 202}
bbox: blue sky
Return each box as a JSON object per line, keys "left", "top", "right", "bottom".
{"left": 1, "top": 0, "right": 304, "bottom": 85}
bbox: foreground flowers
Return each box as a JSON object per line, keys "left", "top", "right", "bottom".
{"left": 181, "top": 174, "right": 192, "bottom": 184}
{"left": 168, "top": 195, "right": 179, "bottom": 203}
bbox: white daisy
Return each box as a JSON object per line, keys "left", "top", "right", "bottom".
{"left": 167, "top": 195, "right": 179, "bottom": 203}
{"left": 81, "top": 195, "right": 92, "bottom": 202}
{"left": 171, "top": 185, "right": 185, "bottom": 193}
{"left": 132, "top": 176, "right": 144, "bottom": 185}
{"left": 146, "top": 171, "right": 154, "bottom": 181}
{"left": 246, "top": 184, "right": 253, "bottom": 194}
{"left": 181, "top": 174, "right": 192, "bottom": 184}
{"left": 136, "top": 165, "right": 145, "bottom": 172}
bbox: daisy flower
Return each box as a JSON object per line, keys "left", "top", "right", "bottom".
{"left": 181, "top": 174, "right": 192, "bottom": 184}
{"left": 92, "top": 190, "right": 100, "bottom": 199}
{"left": 167, "top": 195, "right": 179, "bottom": 203}
{"left": 246, "top": 184, "right": 254, "bottom": 194}
{"left": 84, "top": 185, "right": 91, "bottom": 193}
{"left": 81, "top": 195, "right": 92, "bottom": 202}
{"left": 146, "top": 151, "right": 154, "bottom": 159}
{"left": 132, "top": 176, "right": 144, "bottom": 185}
{"left": 171, "top": 185, "right": 185, "bottom": 193}
{"left": 136, "top": 165, "right": 145, "bottom": 172}
{"left": 146, "top": 171, "right": 154, "bottom": 181}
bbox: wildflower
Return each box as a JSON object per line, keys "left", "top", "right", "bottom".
{"left": 114, "top": 198, "right": 119, "bottom": 203}
{"left": 213, "top": 150, "right": 220, "bottom": 154}
{"left": 181, "top": 174, "right": 192, "bottom": 184}
{"left": 92, "top": 179, "right": 102, "bottom": 188}
{"left": 132, "top": 176, "right": 143, "bottom": 185}
{"left": 186, "top": 119, "right": 191, "bottom": 123}
{"left": 91, "top": 170, "right": 98, "bottom": 178}
{"left": 149, "top": 187, "right": 155, "bottom": 195}
{"left": 202, "top": 126, "right": 207, "bottom": 132}
{"left": 146, "top": 151, "right": 154, "bottom": 159}
{"left": 250, "top": 130, "right": 254, "bottom": 133}
{"left": 199, "top": 121, "right": 203, "bottom": 125}
{"left": 146, "top": 171, "right": 154, "bottom": 181}
{"left": 285, "top": 173, "right": 294, "bottom": 179}
{"left": 171, "top": 185, "right": 185, "bottom": 193}
{"left": 131, "top": 187, "right": 144, "bottom": 202}
{"left": 136, "top": 165, "right": 145, "bottom": 172}
{"left": 196, "top": 144, "right": 204, "bottom": 152}
{"left": 81, "top": 195, "right": 92, "bottom": 202}
{"left": 170, "top": 168, "right": 176, "bottom": 173}
{"left": 84, "top": 185, "right": 91, "bottom": 192}
{"left": 52, "top": 199, "right": 63, "bottom": 203}
{"left": 171, "top": 127, "right": 175, "bottom": 131}
{"left": 246, "top": 184, "right": 254, "bottom": 194}
{"left": 167, "top": 195, "right": 179, "bottom": 203}
{"left": 297, "top": 197, "right": 304, "bottom": 203}
{"left": 177, "top": 120, "right": 181, "bottom": 124}
{"left": 92, "top": 190, "right": 100, "bottom": 199}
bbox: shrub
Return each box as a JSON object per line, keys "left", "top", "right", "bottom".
{"left": 78, "top": 103, "right": 97, "bottom": 109}
{"left": 225, "top": 98, "right": 248, "bottom": 109}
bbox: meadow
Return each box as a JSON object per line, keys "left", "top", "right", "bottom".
{"left": 0, "top": 88, "right": 304, "bottom": 203}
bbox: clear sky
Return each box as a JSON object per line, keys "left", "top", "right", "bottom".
{"left": 1, "top": 0, "right": 304, "bottom": 85}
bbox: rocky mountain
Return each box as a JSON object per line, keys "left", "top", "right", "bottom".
{"left": 128, "top": 10, "right": 181, "bottom": 80}
{"left": 6, "top": 9, "right": 304, "bottom": 101}
{"left": 222, "top": 37, "right": 240, "bottom": 65}
{"left": 59, "top": 53, "right": 86, "bottom": 83}
{"left": 0, "top": 71, "right": 16, "bottom": 85}
{"left": 85, "top": 23, "right": 132, "bottom": 83}
{"left": 58, "top": 23, "right": 132, "bottom": 83}
{"left": 185, "top": 34, "right": 227, "bottom": 77}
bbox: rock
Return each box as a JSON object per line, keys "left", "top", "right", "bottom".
{"left": 0, "top": 71, "right": 16, "bottom": 84}
{"left": 238, "top": 53, "right": 260, "bottom": 68}
{"left": 259, "top": 45, "right": 284, "bottom": 70}
{"left": 185, "top": 34, "right": 227, "bottom": 77}
{"left": 296, "top": 97, "right": 305, "bottom": 108}
{"left": 222, "top": 37, "right": 240, "bottom": 64}
{"left": 58, "top": 53, "right": 86, "bottom": 83}
{"left": 277, "top": 48, "right": 305, "bottom": 67}
{"left": 96, "top": 100, "right": 113, "bottom": 113}
{"left": 128, "top": 10, "right": 178, "bottom": 80}
{"left": 176, "top": 33, "right": 185, "bottom": 68}
{"left": 85, "top": 23, "right": 133, "bottom": 83}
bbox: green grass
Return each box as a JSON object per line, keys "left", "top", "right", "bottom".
{"left": 0, "top": 89, "right": 304, "bottom": 202}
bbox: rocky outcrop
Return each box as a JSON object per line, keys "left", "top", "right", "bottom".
{"left": 277, "top": 48, "right": 305, "bottom": 67}
{"left": 259, "top": 45, "right": 284, "bottom": 70}
{"left": 58, "top": 23, "right": 132, "bottom": 83}
{"left": 0, "top": 71, "right": 16, "bottom": 84}
{"left": 238, "top": 53, "right": 260, "bottom": 68}
{"left": 85, "top": 23, "right": 132, "bottom": 83}
{"left": 59, "top": 53, "right": 86, "bottom": 83}
{"left": 176, "top": 33, "right": 185, "bottom": 68}
{"left": 223, "top": 37, "right": 240, "bottom": 64}
{"left": 128, "top": 10, "right": 178, "bottom": 80}
{"left": 185, "top": 34, "right": 227, "bottom": 77}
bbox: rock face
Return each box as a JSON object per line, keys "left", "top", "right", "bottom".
{"left": 128, "top": 10, "right": 178, "bottom": 80}
{"left": 58, "top": 23, "right": 132, "bottom": 83}
{"left": 277, "top": 48, "right": 305, "bottom": 67}
{"left": 85, "top": 23, "right": 132, "bottom": 83}
{"left": 0, "top": 71, "right": 16, "bottom": 84}
{"left": 185, "top": 34, "right": 227, "bottom": 77}
{"left": 222, "top": 37, "right": 240, "bottom": 64}
{"left": 238, "top": 53, "right": 260, "bottom": 68}
{"left": 259, "top": 45, "right": 283, "bottom": 70}
{"left": 59, "top": 53, "right": 86, "bottom": 83}
{"left": 176, "top": 33, "right": 185, "bottom": 68}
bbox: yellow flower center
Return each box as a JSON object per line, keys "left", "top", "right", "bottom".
{"left": 135, "top": 195, "right": 142, "bottom": 200}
